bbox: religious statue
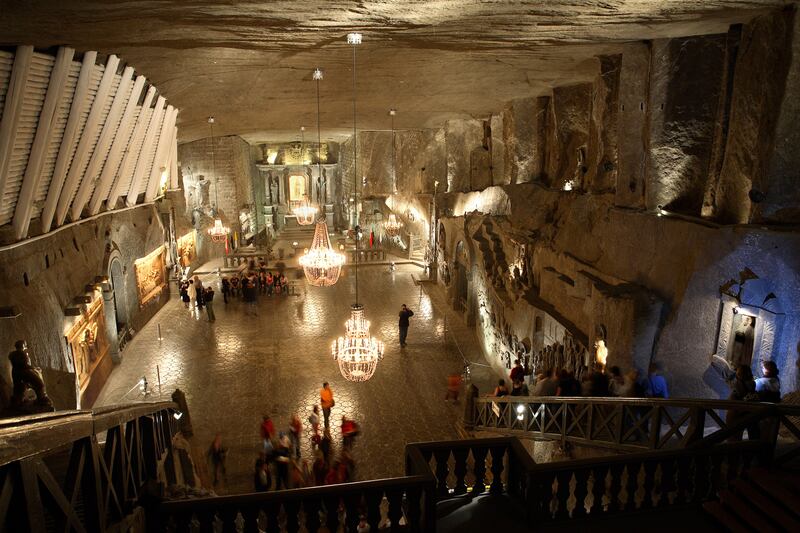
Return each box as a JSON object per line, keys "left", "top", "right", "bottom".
{"left": 8, "top": 340, "right": 52, "bottom": 408}
{"left": 594, "top": 339, "right": 608, "bottom": 368}
{"left": 731, "top": 315, "right": 756, "bottom": 366}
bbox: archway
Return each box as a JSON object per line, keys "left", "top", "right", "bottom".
{"left": 109, "top": 257, "right": 128, "bottom": 329}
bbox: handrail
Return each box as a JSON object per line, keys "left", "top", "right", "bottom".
{"left": 0, "top": 401, "right": 179, "bottom": 532}
{"left": 471, "top": 396, "right": 800, "bottom": 457}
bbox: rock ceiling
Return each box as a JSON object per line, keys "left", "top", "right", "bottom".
{"left": 0, "top": 1, "right": 786, "bottom": 143}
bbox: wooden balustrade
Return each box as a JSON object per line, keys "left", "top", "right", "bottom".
{"left": 0, "top": 401, "right": 179, "bottom": 532}
{"left": 525, "top": 440, "right": 768, "bottom": 523}
{"left": 473, "top": 396, "right": 800, "bottom": 459}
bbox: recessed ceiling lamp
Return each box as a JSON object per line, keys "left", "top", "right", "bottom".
{"left": 332, "top": 33, "right": 385, "bottom": 382}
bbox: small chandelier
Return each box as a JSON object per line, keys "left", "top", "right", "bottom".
{"left": 383, "top": 109, "right": 403, "bottom": 237}
{"left": 207, "top": 219, "right": 230, "bottom": 243}
{"left": 384, "top": 213, "right": 402, "bottom": 237}
{"left": 300, "top": 221, "right": 345, "bottom": 286}
{"left": 331, "top": 304, "right": 385, "bottom": 382}
{"left": 293, "top": 196, "right": 318, "bottom": 225}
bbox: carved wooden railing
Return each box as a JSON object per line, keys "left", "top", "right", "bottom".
{"left": 470, "top": 396, "right": 800, "bottom": 462}
{"left": 526, "top": 440, "right": 768, "bottom": 523}
{"left": 0, "top": 401, "right": 178, "bottom": 532}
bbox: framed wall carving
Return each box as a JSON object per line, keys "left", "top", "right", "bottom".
{"left": 135, "top": 246, "right": 166, "bottom": 305}
{"left": 66, "top": 297, "right": 110, "bottom": 391}
{"left": 176, "top": 231, "right": 196, "bottom": 267}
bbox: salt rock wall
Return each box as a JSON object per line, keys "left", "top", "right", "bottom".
{"left": 178, "top": 135, "right": 259, "bottom": 232}
{"left": 438, "top": 185, "right": 800, "bottom": 398}
{"left": 0, "top": 205, "right": 168, "bottom": 410}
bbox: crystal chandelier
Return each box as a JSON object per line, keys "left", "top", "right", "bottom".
{"left": 293, "top": 196, "right": 317, "bottom": 225}
{"left": 384, "top": 213, "right": 402, "bottom": 237}
{"left": 331, "top": 32, "right": 385, "bottom": 382}
{"left": 383, "top": 109, "right": 403, "bottom": 237}
{"left": 332, "top": 304, "right": 385, "bottom": 382}
{"left": 207, "top": 219, "right": 230, "bottom": 243}
{"left": 291, "top": 126, "right": 318, "bottom": 225}
{"left": 300, "top": 220, "right": 345, "bottom": 286}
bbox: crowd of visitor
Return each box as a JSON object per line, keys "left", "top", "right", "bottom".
{"left": 496, "top": 357, "right": 782, "bottom": 403}
{"left": 206, "top": 381, "right": 363, "bottom": 493}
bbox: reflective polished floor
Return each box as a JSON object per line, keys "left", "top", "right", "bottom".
{"left": 95, "top": 263, "right": 497, "bottom": 493}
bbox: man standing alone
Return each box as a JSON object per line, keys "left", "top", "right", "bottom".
{"left": 399, "top": 304, "right": 414, "bottom": 348}
{"left": 320, "top": 382, "right": 335, "bottom": 429}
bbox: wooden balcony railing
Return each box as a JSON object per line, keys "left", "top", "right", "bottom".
{"left": 0, "top": 401, "right": 179, "bottom": 532}
{"left": 470, "top": 396, "right": 800, "bottom": 463}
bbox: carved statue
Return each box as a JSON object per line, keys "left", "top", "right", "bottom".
{"left": 8, "top": 340, "right": 52, "bottom": 407}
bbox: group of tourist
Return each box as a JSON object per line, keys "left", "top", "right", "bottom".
{"left": 220, "top": 268, "right": 290, "bottom": 305}
{"left": 494, "top": 359, "right": 672, "bottom": 399}
{"left": 226, "top": 382, "right": 362, "bottom": 493}
{"left": 179, "top": 275, "right": 216, "bottom": 321}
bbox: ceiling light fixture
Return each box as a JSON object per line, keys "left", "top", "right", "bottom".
{"left": 384, "top": 108, "right": 403, "bottom": 237}
{"left": 332, "top": 33, "right": 384, "bottom": 382}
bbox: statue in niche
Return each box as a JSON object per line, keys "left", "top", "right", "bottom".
{"left": 8, "top": 340, "right": 52, "bottom": 408}
{"left": 194, "top": 176, "right": 211, "bottom": 210}
{"left": 730, "top": 314, "right": 756, "bottom": 367}
{"left": 239, "top": 209, "right": 252, "bottom": 235}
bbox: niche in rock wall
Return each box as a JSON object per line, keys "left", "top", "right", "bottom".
{"left": 714, "top": 275, "right": 785, "bottom": 376}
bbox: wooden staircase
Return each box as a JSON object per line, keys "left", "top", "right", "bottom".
{"left": 704, "top": 467, "right": 800, "bottom": 532}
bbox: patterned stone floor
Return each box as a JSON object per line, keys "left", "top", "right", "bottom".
{"left": 95, "top": 263, "right": 498, "bottom": 494}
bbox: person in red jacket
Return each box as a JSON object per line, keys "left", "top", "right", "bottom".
{"left": 341, "top": 416, "right": 360, "bottom": 449}
{"left": 260, "top": 415, "right": 275, "bottom": 455}
{"left": 510, "top": 359, "right": 525, "bottom": 383}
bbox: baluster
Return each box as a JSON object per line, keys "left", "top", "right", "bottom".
{"left": 302, "top": 499, "right": 321, "bottom": 533}
{"left": 673, "top": 456, "right": 690, "bottom": 505}
{"left": 365, "top": 490, "right": 383, "bottom": 531}
{"left": 433, "top": 450, "right": 451, "bottom": 497}
{"left": 709, "top": 452, "right": 724, "bottom": 495}
{"left": 591, "top": 465, "right": 609, "bottom": 515}
{"left": 241, "top": 506, "right": 261, "bottom": 533}
{"left": 571, "top": 468, "right": 591, "bottom": 518}
{"left": 284, "top": 500, "right": 300, "bottom": 533}
{"left": 489, "top": 446, "right": 506, "bottom": 494}
{"left": 386, "top": 489, "right": 404, "bottom": 532}
{"left": 196, "top": 508, "right": 215, "bottom": 533}
{"left": 405, "top": 486, "right": 422, "bottom": 531}
{"left": 641, "top": 459, "right": 658, "bottom": 509}
{"left": 218, "top": 507, "right": 238, "bottom": 533}
{"left": 694, "top": 455, "right": 711, "bottom": 502}
{"left": 264, "top": 502, "right": 281, "bottom": 533}
{"left": 607, "top": 463, "right": 624, "bottom": 512}
{"left": 323, "top": 494, "right": 340, "bottom": 533}
{"left": 659, "top": 459, "right": 677, "bottom": 506}
{"left": 553, "top": 470, "right": 572, "bottom": 519}
{"left": 471, "top": 447, "right": 488, "bottom": 494}
{"left": 452, "top": 448, "right": 469, "bottom": 495}
{"left": 626, "top": 463, "right": 642, "bottom": 510}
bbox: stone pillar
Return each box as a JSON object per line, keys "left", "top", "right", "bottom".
{"left": 587, "top": 55, "right": 621, "bottom": 193}
{"left": 615, "top": 42, "right": 650, "bottom": 209}
{"left": 646, "top": 35, "right": 726, "bottom": 215}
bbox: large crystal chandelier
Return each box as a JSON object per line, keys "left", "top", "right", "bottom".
{"left": 332, "top": 304, "right": 385, "bottom": 382}
{"left": 300, "top": 220, "right": 345, "bottom": 286}
{"left": 331, "top": 32, "right": 385, "bottom": 382}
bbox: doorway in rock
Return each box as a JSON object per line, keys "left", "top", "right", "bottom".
{"left": 109, "top": 258, "right": 128, "bottom": 331}
{"left": 728, "top": 312, "right": 757, "bottom": 368}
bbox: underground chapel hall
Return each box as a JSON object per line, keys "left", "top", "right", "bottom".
{"left": 1, "top": 1, "right": 800, "bottom": 531}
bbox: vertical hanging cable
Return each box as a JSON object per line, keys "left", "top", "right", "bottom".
{"left": 315, "top": 68, "right": 323, "bottom": 205}
{"left": 349, "top": 33, "right": 360, "bottom": 306}
{"left": 209, "top": 117, "right": 218, "bottom": 210}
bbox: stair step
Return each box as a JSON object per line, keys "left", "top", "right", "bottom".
{"left": 703, "top": 501, "right": 750, "bottom": 533}
{"left": 748, "top": 467, "right": 800, "bottom": 492}
{"left": 730, "top": 479, "right": 799, "bottom": 531}
{"left": 719, "top": 489, "right": 780, "bottom": 533}
{"left": 748, "top": 469, "right": 800, "bottom": 515}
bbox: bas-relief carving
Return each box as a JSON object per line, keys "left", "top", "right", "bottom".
{"left": 134, "top": 246, "right": 166, "bottom": 306}
{"left": 716, "top": 298, "right": 736, "bottom": 357}
{"left": 176, "top": 231, "right": 196, "bottom": 268}
{"left": 65, "top": 297, "right": 110, "bottom": 391}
